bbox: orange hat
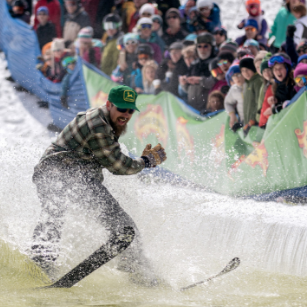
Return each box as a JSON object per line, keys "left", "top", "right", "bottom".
{"left": 245, "top": 0, "right": 261, "bottom": 15}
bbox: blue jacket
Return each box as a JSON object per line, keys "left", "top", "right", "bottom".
{"left": 130, "top": 68, "right": 143, "bottom": 90}
{"left": 206, "top": 3, "right": 221, "bottom": 33}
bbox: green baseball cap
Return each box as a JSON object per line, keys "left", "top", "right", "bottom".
{"left": 108, "top": 85, "right": 139, "bottom": 111}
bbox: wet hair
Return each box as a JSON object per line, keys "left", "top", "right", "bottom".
{"left": 207, "top": 90, "right": 224, "bottom": 112}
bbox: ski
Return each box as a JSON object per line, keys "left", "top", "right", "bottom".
{"left": 180, "top": 257, "right": 240, "bottom": 291}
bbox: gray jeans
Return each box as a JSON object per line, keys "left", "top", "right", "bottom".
{"left": 31, "top": 156, "right": 144, "bottom": 276}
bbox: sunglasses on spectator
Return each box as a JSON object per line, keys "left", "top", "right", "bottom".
{"left": 125, "top": 40, "right": 138, "bottom": 45}
{"left": 295, "top": 76, "right": 307, "bottom": 84}
{"left": 167, "top": 15, "right": 179, "bottom": 19}
{"left": 199, "top": 7, "right": 210, "bottom": 11}
{"left": 197, "top": 44, "right": 210, "bottom": 49}
{"left": 297, "top": 47, "right": 307, "bottom": 54}
{"left": 232, "top": 73, "right": 242, "bottom": 79}
{"left": 214, "top": 31, "right": 224, "bottom": 36}
{"left": 218, "top": 60, "right": 228, "bottom": 66}
{"left": 140, "top": 24, "right": 152, "bottom": 29}
{"left": 138, "top": 54, "right": 150, "bottom": 60}
{"left": 245, "top": 27, "right": 256, "bottom": 32}
{"left": 211, "top": 67, "right": 223, "bottom": 77}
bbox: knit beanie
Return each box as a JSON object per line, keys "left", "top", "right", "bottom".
{"left": 227, "top": 65, "right": 241, "bottom": 80}
{"left": 219, "top": 41, "right": 238, "bottom": 53}
{"left": 123, "top": 33, "right": 138, "bottom": 45}
{"left": 218, "top": 51, "right": 235, "bottom": 64}
{"left": 298, "top": 54, "right": 307, "bottom": 63}
{"left": 51, "top": 38, "right": 65, "bottom": 51}
{"left": 260, "top": 52, "right": 272, "bottom": 74}
{"left": 151, "top": 14, "right": 163, "bottom": 25}
{"left": 244, "top": 19, "right": 258, "bottom": 30}
{"left": 294, "top": 63, "right": 307, "bottom": 78}
{"left": 244, "top": 39, "right": 259, "bottom": 49}
{"left": 78, "top": 27, "right": 92, "bottom": 43}
{"left": 239, "top": 56, "right": 256, "bottom": 73}
{"left": 197, "top": 0, "right": 214, "bottom": 10}
{"left": 140, "top": 3, "right": 155, "bottom": 16}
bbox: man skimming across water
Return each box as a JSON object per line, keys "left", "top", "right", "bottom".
{"left": 31, "top": 85, "right": 167, "bottom": 287}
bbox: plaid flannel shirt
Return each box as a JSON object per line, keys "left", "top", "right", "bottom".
{"left": 39, "top": 106, "right": 145, "bottom": 176}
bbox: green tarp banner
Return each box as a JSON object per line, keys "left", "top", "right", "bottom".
{"left": 83, "top": 64, "right": 307, "bottom": 197}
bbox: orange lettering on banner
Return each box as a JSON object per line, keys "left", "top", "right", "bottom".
{"left": 176, "top": 117, "right": 194, "bottom": 163}
{"left": 244, "top": 142, "right": 269, "bottom": 176}
{"left": 295, "top": 121, "right": 307, "bottom": 158}
{"left": 210, "top": 124, "right": 226, "bottom": 167}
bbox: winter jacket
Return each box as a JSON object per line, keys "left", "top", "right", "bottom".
{"left": 243, "top": 73, "right": 263, "bottom": 124}
{"left": 63, "top": 7, "right": 91, "bottom": 43}
{"left": 273, "top": 80, "right": 297, "bottom": 113}
{"left": 50, "top": 51, "right": 70, "bottom": 83}
{"left": 256, "top": 81, "right": 269, "bottom": 123}
{"left": 294, "top": 15, "right": 307, "bottom": 45}
{"left": 137, "top": 33, "right": 165, "bottom": 63}
{"left": 239, "top": 16, "right": 268, "bottom": 39}
{"left": 162, "top": 28, "right": 188, "bottom": 47}
{"left": 209, "top": 79, "right": 229, "bottom": 95}
{"left": 128, "top": 11, "right": 139, "bottom": 33}
{"left": 182, "top": 56, "right": 216, "bottom": 112}
{"left": 34, "top": 0, "right": 62, "bottom": 37}
{"left": 100, "top": 32, "right": 122, "bottom": 76}
{"left": 259, "top": 84, "right": 273, "bottom": 127}
{"left": 269, "top": 6, "right": 296, "bottom": 49}
{"left": 130, "top": 68, "right": 143, "bottom": 90}
{"left": 204, "top": 3, "right": 221, "bottom": 33}
{"left": 80, "top": 47, "right": 101, "bottom": 68}
{"left": 111, "top": 52, "right": 137, "bottom": 85}
{"left": 159, "top": 57, "right": 188, "bottom": 96}
{"left": 224, "top": 84, "right": 244, "bottom": 123}
{"left": 36, "top": 21, "right": 57, "bottom": 50}
{"left": 235, "top": 34, "right": 267, "bottom": 46}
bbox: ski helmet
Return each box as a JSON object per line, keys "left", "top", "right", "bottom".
{"left": 103, "top": 14, "right": 122, "bottom": 30}
{"left": 136, "top": 44, "right": 154, "bottom": 56}
{"left": 268, "top": 53, "right": 292, "bottom": 69}
{"left": 245, "top": 0, "right": 261, "bottom": 16}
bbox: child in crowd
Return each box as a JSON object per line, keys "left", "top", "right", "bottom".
{"left": 207, "top": 90, "right": 224, "bottom": 112}
{"left": 236, "top": 19, "right": 266, "bottom": 46}
{"left": 111, "top": 33, "right": 138, "bottom": 85}
{"left": 11, "top": 0, "right": 30, "bottom": 24}
{"left": 60, "top": 56, "right": 76, "bottom": 108}
{"left": 268, "top": 53, "right": 296, "bottom": 114}
{"left": 224, "top": 65, "right": 245, "bottom": 128}
{"left": 293, "top": 4, "right": 307, "bottom": 45}
{"left": 237, "top": 0, "right": 268, "bottom": 43}
{"left": 36, "top": 47, "right": 52, "bottom": 79}
{"left": 239, "top": 55, "right": 263, "bottom": 135}
{"left": 142, "top": 60, "right": 158, "bottom": 94}
{"left": 139, "top": 3, "right": 155, "bottom": 19}
{"left": 217, "top": 52, "right": 234, "bottom": 74}
{"left": 151, "top": 14, "right": 163, "bottom": 37}
{"left": 196, "top": 0, "right": 221, "bottom": 33}
{"left": 130, "top": 44, "right": 154, "bottom": 92}
{"left": 209, "top": 58, "right": 229, "bottom": 94}
{"left": 101, "top": 14, "right": 123, "bottom": 76}
{"left": 243, "top": 39, "right": 259, "bottom": 57}
{"left": 77, "top": 27, "right": 101, "bottom": 68}
{"left": 136, "top": 17, "right": 164, "bottom": 64}
{"left": 50, "top": 38, "right": 70, "bottom": 83}
{"left": 294, "top": 62, "right": 307, "bottom": 91}
{"left": 259, "top": 56, "right": 275, "bottom": 127}
{"left": 213, "top": 27, "right": 227, "bottom": 49}
{"left": 298, "top": 54, "right": 307, "bottom": 64}
{"left": 36, "top": 7, "right": 57, "bottom": 51}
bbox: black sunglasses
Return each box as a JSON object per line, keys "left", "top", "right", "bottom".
{"left": 116, "top": 107, "right": 135, "bottom": 114}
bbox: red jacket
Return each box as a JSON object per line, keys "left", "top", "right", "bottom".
{"left": 259, "top": 84, "right": 273, "bottom": 127}
{"left": 34, "top": 0, "right": 62, "bottom": 38}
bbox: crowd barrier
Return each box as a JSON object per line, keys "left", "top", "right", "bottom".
{"left": 2, "top": 0, "right": 307, "bottom": 201}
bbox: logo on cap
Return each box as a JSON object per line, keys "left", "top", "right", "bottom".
{"left": 123, "top": 90, "right": 135, "bottom": 102}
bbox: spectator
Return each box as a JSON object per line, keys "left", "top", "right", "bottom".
{"left": 152, "top": 14, "right": 163, "bottom": 37}
{"left": 11, "top": 0, "right": 30, "bottom": 23}
{"left": 243, "top": 39, "right": 260, "bottom": 56}
{"left": 162, "top": 8, "right": 188, "bottom": 47}
{"left": 209, "top": 57, "right": 229, "bottom": 95}
{"left": 179, "top": 0, "right": 196, "bottom": 32}
{"left": 293, "top": 4, "right": 307, "bottom": 45}
{"left": 130, "top": 44, "right": 154, "bottom": 92}
{"left": 50, "top": 38, "right": 70, "bottom": 82}
{"left": 259, "top": 56, "right": 275, "bottom": 127}
{"left": 101, "top": 14, "right": 123, "bottom": 76}
{"left": 213, "top": 27, "right": 227, "bottom": 49}
{"left": 237, "top": 0, "right": 268, "bottom": 43}
{"left": 207, "top": 90, "right": 225, "bottom": 112}
{"left": 60, "top": 56, "right": 76, "bottom": 108}
{"left": 94, "top": 0, "right": 114, "bottom": 37}
{"left": 253, "top": 50, "right": 268, "bottom": 75}
{"left": 180, "top": 33, "right": 216, "bottom": 112}
{"left": 196, "top": 0, "right": 221, "bottom": 33}
{"left": 111, "top": 33, "right": 138, "bottom": 85}
{"left": 36, "top": 7, "right": 57, "bottom": 51}
{"left": 236, "top": 19, "right": 266, "bottom": 46}
{"left": 142, "top": 60, "right": 158, "bottom": 94}
{"left": 268, "top": 53, "right": 297, "bottom": 113}
{"left": 139, "top": 3, "right": 155, "bottom": 18}
{"left": 298, "top": 54, "right": 307, "bottom": 64}
{"left": 217, "top": 52, "right": 235, "bottom": 73}
{"left": 239, "top": 56, "right": 263, "bottom": 133}
{"left": 63, "top": 0, "right": 91, "bottom": 44}
{"left": 294, "top": 62, "right": 307, "bottom": 91}
{"left": 36, "top": 46, "right": 52, "bottom": 79}
{"left": 77, "top": 27, "right": 101, "bottom": 68}
{"left": 136, "top": 17, "right": 165, "bottom": 63}
{"left": 155, "top": 0, "right": 181, "bottom": 31}
{"left": 156, "top": 42, "right": 188, "bottom": 96}
{"left": 219, "top": 41, "right": 239, "bottom": 58}
{"left": 224, "top": 65, "right": 245, "bottom": 128}
{"left": 34, "top": 0, "right": 61, "bottom": 37}
{"left": 182, "top": 33, "right": 197, "bottom": 47}
{"left": 269, "top": 0, "right": 299, "bottom": 52}
{"left": 237, "top": 46, "right": 253, "bottom": 60}
{"left": 128, "top": 0, "right": 148, "bottom": 33}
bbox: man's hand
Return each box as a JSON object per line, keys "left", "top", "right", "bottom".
{"left": 142, "top": 144, "right": 167, "bottom": 167}
{"left": 287, "top": 25, "right": 296, "bottom": 38}
{"left": 263, "top": 107, "right": 272, "bottom": 117}
{"left": 179, "top": 76, "right": 187, "bottom": 86}
{"left": 186, "top": 76, "right": 201, "bottom": 85}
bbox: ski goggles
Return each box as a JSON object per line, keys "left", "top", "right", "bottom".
{"left": 138, "top": 54, "right": 150, "bottom": 60}
{"left": 268, "top": 55, "right": 292, "bottom": 67}
{"left": 140, "top": 23, "right": 152, "bottom": 29}
{"left": 245, "top": 26, "right": 257, "bottom": 32}
{"left": 104, "top": 22, "right": 120, "bottom": 30}
{"left": 218, "top": 60, "right": 228, "bottom": 66}
{"left": 125, "top": 40, "right": 138, "bottom": 46}
{"left": 211, "top": 67, "right": 223, "bottom": 78}
{"left": 116, "top": 107, "right": 135, "bottom": 114}
{"left": 294, "top": 76, "right": 307, "bottom": 84}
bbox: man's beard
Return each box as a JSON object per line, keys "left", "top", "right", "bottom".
{"left": 110, "top": 119, "right": 128, "bottom": 137}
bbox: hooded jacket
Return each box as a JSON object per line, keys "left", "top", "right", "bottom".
{"left": 224, "top": 84, "right": 244, "bottom": 122}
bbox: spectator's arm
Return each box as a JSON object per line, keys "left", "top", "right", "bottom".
{"left": 111, "top": 65, "right": 124, "bottom": 83}
{"left": 259, "top": 19, "right": 268, "bottom": 37}
{"left": 286, "top": 25, "right": 298, "bottom": 65}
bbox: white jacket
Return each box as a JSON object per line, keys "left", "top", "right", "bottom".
{"left": 294, "top": 15, "right": 307, "bottom": 45}
{"left": 224, "top": 84, "right": 244, "bottom": 122}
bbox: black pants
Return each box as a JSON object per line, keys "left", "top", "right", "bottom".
{"left": 31, "top": 157, "right": 144, "bottom": 276}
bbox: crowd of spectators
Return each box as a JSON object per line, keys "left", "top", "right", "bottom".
{"left": 5, "top": 0, "right": 307, "bottom": 136}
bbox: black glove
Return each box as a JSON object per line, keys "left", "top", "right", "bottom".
{"left": 60, "top": 96, "right": 68, "bottom": 108}
{"left": 231, "top": 122, "right": 243, "bottom": 132}
{"left": 287, "top": 25, "right": 296, "bottom": 38}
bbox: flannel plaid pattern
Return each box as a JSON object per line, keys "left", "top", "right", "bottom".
{"left": 40, "top": 106, "right": 145, "bottom": 176}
